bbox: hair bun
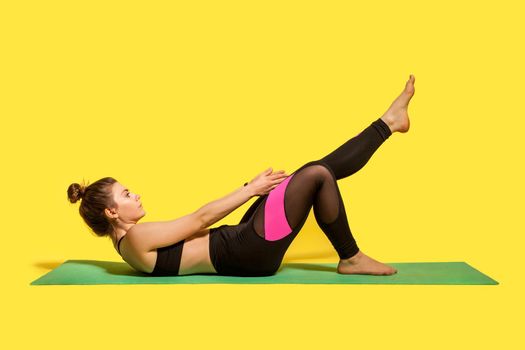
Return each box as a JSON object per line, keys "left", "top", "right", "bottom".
{"left": 67, "top": 182, "right": 86, "bottom": 204}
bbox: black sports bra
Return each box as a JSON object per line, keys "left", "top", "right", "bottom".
{"left": 117, "top": 235, "right": 126, "bottom": 256}
{"left": 150, "top": 240, "right": 185, "bottom": 276}
{"left": 116, "top": 233, "right": 185, "bottom": 276}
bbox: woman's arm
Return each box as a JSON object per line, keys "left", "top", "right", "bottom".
{"left": 196, "top": 167, "right": 289, "bottom": 228}
{"left": 196, "top": 184, "right": 255, "bottom": 228}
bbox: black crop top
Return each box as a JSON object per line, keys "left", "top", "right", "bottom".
{"left": 116, "top": 234, "right": 185, "bottom": 276}
{"left": 150, "top": 240, "right": 185, "bottom": 276}
{"left": 117, "top": 235, "right": 126, "bottom": 256}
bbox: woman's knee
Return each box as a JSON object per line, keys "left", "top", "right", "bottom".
{"left": 310, "top": 160, "right": 338, "bottom": 180}
{"left": 294, "top": 161, "right": 335, "bottom": 184}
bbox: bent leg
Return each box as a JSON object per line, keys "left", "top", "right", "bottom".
{"left": 251, "top": 160, "right": 360, "bottom": 260}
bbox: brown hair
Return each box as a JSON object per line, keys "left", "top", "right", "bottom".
{"left": 67, "top": 177, "right": 118, "bottom": 237}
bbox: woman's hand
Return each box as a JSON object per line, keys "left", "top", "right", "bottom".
{"left": 246, "top": 167, "right": 289, "bottom": 197}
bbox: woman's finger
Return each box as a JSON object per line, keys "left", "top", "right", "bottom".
{"left": 262, "top": 167, "right": 273, "bottom": 175}
{"left": 270, "top": 173, "right": 288, "bottom": 179}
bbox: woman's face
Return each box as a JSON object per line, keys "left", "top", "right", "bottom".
{"left": 109, "top": 182, "right": 146, "bottom": 222}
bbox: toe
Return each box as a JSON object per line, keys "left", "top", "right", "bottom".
{"left": 405, "top": 82, "right": 415, "bottom": 95}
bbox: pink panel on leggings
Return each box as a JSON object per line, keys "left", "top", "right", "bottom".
{"left": 264, "top": 173, "right": 295, "bottom": 241}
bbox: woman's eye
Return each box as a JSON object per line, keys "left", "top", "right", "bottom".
{"left": 127, "top": 193, "right": 131, "bottom": 197}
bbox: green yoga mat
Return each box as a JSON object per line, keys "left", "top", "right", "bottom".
{"left": 30, "top": 260, "right": 498, "bottom": 285}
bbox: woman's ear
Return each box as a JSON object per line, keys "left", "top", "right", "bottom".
{"left": 104, "top": 207, "right": 117, "bottom": 220}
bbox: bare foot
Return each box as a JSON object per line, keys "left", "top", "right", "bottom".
{"left": 337, "top": 250, "right": 397, "bottom": 276}
{"left": 381, "top": 74, "right": 415, "bottom": 133}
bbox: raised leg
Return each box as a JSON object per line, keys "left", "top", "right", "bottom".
{"left": 240, "top": 75, "right": 415, "bottom": 224}
{"left": 317, "top": 117, "right": 392, "bottom": 181}
{"left": 317, "top": 74, "right": 415, "bottom": 181}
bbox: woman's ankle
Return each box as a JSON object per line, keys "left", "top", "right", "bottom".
{"left": 340, "top": 250, "right": 363, "bottom": 264}
{"left": 380, "top": 114, "right": 397, "bottom": 133}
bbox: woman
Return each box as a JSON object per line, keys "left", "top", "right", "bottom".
{"left": 67, "top": 75, "right": 415, "bottom": 277}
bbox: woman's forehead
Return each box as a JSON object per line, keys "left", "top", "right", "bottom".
{"left": 114, "top": 182, "right": 127, "bottom": 193}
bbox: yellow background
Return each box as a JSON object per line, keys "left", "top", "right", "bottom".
{"left": 1, "top": 0, "right": 523, "bottom": 348}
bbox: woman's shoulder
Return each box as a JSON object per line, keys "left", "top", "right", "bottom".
{"left": 126, "top": 221, "right": 155, "bottom": 245}
{"left": 129, "top": 221, "right": 151, "bottom": 231}
{"left": 119, "top": 225, "right": 158, "bottom": 273}
{"left": 127, "top": 213, "right": 204, "bottom": 252}
{"left": 128, "top": 220, "right": 166, "bottom": 236}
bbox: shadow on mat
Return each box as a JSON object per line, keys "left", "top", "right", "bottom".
{"left": 34, "top": 259, "right": 336, "bottom": 276}
{"left": 277, "top": 262, "right": 336, "bottom": 273}
{"left": 35, "top": 260, "right": 150, "bottom": 277}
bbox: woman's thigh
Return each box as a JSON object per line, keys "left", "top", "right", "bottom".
{"left": 217, "top": 160, "right": 326, "bottom": 276}
{"left": 211, "top": 209, "right": 305, "bottom": 277}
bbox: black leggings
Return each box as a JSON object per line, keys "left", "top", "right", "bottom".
{"left": 209, "top": 117, "right": 392, "bottom": 276}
